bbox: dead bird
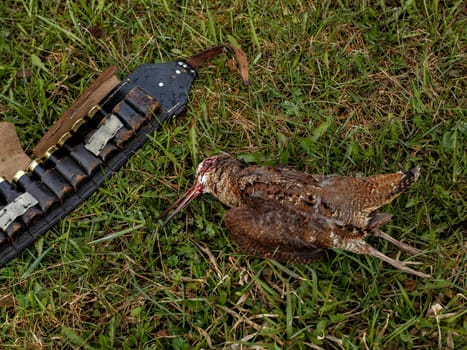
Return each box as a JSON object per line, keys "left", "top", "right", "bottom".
{"left": 161, "top": 154, "right": 431, "bottom": 278}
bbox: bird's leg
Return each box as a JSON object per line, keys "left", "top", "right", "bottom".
{"left": 329, "top": 233, "right": 431, "bottom": 278}
{"left": 365, "top": 245, "right": 431, "bottom": 278}
{"left": 371, "top": 228, "right": 422, "bottom": 255}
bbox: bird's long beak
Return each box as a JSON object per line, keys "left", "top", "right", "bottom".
{"left": 159, "top": 182, "right": 204, "bottom": 226}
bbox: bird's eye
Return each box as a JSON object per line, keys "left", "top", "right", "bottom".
{"left": 199, "top": 158, "right": 214, "bottom": 174}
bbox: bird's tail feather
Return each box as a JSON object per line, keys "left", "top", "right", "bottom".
{"left": 392, "top": 167, "right": 420, "bottom": 196}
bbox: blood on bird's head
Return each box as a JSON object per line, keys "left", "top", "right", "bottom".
{"left": 197, "top": 157, "right": 215, "bottom": 176}
{"left": 195, "top": 157, "right": 218, "bottom": 194}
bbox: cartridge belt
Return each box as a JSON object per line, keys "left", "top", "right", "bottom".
{"left": 0, "top": 45, "right": 249, "bottom": 266}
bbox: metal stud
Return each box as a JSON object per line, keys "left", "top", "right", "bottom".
{"left": 28, "top": 160, "right": 40, "bottom": 172}
{"left": 57, "top": 132, "right": 72, "bottom": 147}
{"left": 72, "top": 118, "right": 87, "bottom": 132}
{"left": 88, "top": 105, "right": 101, "bottom": 118}
{"left": 12, "top": 170, "right": 26, "bottom": 182}
{"left": 44, "top": 146, "right": 58, "bottom": 160}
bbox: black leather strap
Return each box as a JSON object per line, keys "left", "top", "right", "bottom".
{"left": 0, "top": 45, "right": 248, "bottom": 267}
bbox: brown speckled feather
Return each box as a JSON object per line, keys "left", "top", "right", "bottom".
{"left": 161, "top": 154, "right": 430, "bottom": 278}
{"left": 235, "top": 164, "right": 419, "bottom": 229}
{"left": 224, "top": 206, "right": 326, "bottom": 263}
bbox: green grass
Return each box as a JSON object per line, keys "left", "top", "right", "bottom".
{"left": 1, "top": 0, "right": 465, "bottom": 348}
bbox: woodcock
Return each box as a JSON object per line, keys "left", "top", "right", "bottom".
{"left": 161, "top": 154, "right": 431, "bottom": 278}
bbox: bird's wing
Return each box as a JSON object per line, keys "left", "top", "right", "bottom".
{"left": 315, "top": 168, "right": 419, "bottom": 211}
{"left": 237, "top": 165, "right": 419, "bottom": 229}
{"left": 237, "top": 165, "right": 321, "bottom": 214}
{"left": 312, "top": 168, "right": 420, "bottom": 227}
{"left": 224, "top": 205, "right": 328, "bottom": 263}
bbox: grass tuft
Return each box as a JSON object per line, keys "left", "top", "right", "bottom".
{"left": 1, "top": 0, "right": 465, "bottom": 348}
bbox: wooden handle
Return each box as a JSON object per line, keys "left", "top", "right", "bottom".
{"left": 33, "top": 66, "right": 121, "bottom": 158}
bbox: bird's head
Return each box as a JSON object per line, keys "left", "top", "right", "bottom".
{"left": 159, "top": 155, "right": 226, "bottom": 226}
{"left": 193, "top": 155, "right": 220, "bottom": 194}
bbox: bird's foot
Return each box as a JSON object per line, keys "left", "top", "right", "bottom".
{"left": 367, "top": 245, "right": 432, "bottom": 279}
{"left": 372, "top": 228, "right": 422, "bottom": 255}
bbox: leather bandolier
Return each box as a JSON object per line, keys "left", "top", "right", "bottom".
{"left": 0, "top": 45, "right": 249, "bottom": 266}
